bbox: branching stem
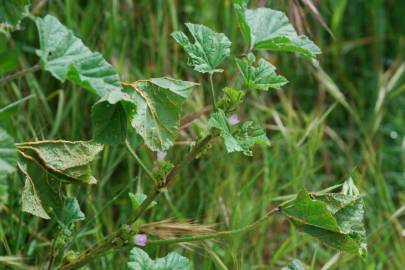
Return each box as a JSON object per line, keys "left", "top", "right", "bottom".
{"left": 61, "top": 133, "right": 216, "bottom": 270}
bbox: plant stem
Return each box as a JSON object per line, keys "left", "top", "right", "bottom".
{"left": 125, "top": 140, "right": 157, "bottom": 184}
{"left": 148, "top": 207, "right": 280, "bottom": 245}
{"left": 61, "top": 133, "right": 216, "bottom": 270}
{"left": 208, "top": 73, "right": 217, "bottom": 111}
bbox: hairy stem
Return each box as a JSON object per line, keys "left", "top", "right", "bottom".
{"left": 61, "top": 134, "right": 215, "bottom": 270}
{"left": 208, "top": 73, "right": 217, "bottom": 111}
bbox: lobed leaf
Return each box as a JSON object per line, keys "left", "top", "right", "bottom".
{"left": 127, "top": 247, "right": 191, "bottom": 270}
{"left": 171, "top": 23, "right": 231, "bottom": 74}
{"left": 124, "top": 77, "right": 198, "bottom": 151}
{"left": 234, "top": 5, "right": 321, "bottom": 61}
{"left": 235, "top": 53, "right": 288, "bottom": 90}
{"left": 208, "top": 109, "right": 269, "bottom": 156}
{"left": 17, "top": 140, "right": 103, "bottom": 184}
{"left": 281, "top": 190, "right": 367, "bottom": 255}
{"left": 59, "top": 197, "right": 85, "bottom": 226}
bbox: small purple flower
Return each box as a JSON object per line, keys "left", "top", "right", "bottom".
{"left": 157, "top": 151, "right": 167, "bottom": 161}
{"left": 133, "top": 234, "right": 148, "bottom": 246}
{"left": 228, "top": 114, "right": 240, "bottom": 126}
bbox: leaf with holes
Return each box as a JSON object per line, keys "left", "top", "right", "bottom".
{"left": 124, "top": 77, "right": 198, "bottom": 151}
{"left": 127, "top": 247, "right": 191, "bottom": 270}
{"left": 281, "top": 190, "right": 367, "bottom": 255}
{"left": 234, "top": 4, "right": 320, "bottom": 61}
{"left": 17, "top": 140, "right": 103, "bottom": 184}
{"left": 171, "top": 23, "right": 231, "bottom": 73}
{"left": 208, "top": 109, "right": 269, "bottom": 156}
{"left": 235, "top": 53, "right": 288, "bottom": 90}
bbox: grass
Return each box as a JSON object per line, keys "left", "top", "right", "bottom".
{"left": 1, "top": 0, "right": 405, "bottom": 269}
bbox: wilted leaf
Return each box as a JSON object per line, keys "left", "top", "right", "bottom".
{"left": 234, "top": 5, "right": 320, "bottom": 61}
{"left": 127, "top": 247, "right": 191, "bottom": 270}
{"left": 235, "top": 53, "right": 288, "bottom": 90}
{"left": 124, "top": 77, "right": 198, "bottom": 151}
{"left": 19, "top": 156, "right": 63, "bottom": 220}
{"left": 22, "top": 176, "right": 50, "bottom": 219}
{"left": 208, "top": 109, "right": 269, "bottom": 156}
{"left": 59, "top": 197, "right": 85, "bottom": 226}
{"left": 0, "top": 0, "right": 30, "bottom": 27}
{"left": 17, "top": 140, "right": 103, "bottom": 184}
{"left": 171, "top": 23, "right": 231, "bottom": 74}
{"left": 281, "top": 190, "right": 366, "bottom": 255}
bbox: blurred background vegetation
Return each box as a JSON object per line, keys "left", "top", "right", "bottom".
{"left": 1, "top": 0, "right": 405, "bottom": 269}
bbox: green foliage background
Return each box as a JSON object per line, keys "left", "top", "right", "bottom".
{"left": 1, "top": 0, "right": 404, "bottom": 269}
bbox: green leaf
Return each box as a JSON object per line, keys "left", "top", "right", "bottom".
{"left": 127, "top": 247, "right": 191, "bottom": 270}
{"left": 208, "top": 109, "right": 269, "bottom": 156}
{"left": 0, "top": 0, "right": 30, "bottom": 27}
{"left": 35, "top": 15, "right": 121, "bottom": 97}
{"left": 235, "top": 53, "right": 288, "bottom": 90}
{"left": 17, "top": 140, "right": 103, "bottom": 184}
{"left": 234, "top": 5, "right": 320, "bottom": 60}
{"left": 35, "top": 15, "right": 136, "bottom": 145}
{"left": 129, "top": 192, "right": 157, "bottom": 210}
{"left": 124, "top": 77, "right": 198, "bottom": 151}
{"left": 0, "top": 127, "right": 17, "bottom": 175}
{"left": 282, "top": 259, "right": 307, "bottom": 270}
{"left": 171, "top": 23, "right": 231, "bottom": 74}
{"left": 281, "top": 190, "right": 367, "bottom": 255}
{"left": 59, "top": 197, "right": 85, "bottom": 226}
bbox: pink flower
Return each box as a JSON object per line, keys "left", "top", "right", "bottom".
{"left": 133, "top": 234, "right": 148, "bottom": 246}
{"left": 228, "top": 114, "right": 240, "bottom": 125}
{"left": 157, "top": 151, "right": 167, "bottom": 161}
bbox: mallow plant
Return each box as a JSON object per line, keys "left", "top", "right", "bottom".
{"left": 0, "top": 1, "right": 367, "bottom": 269}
